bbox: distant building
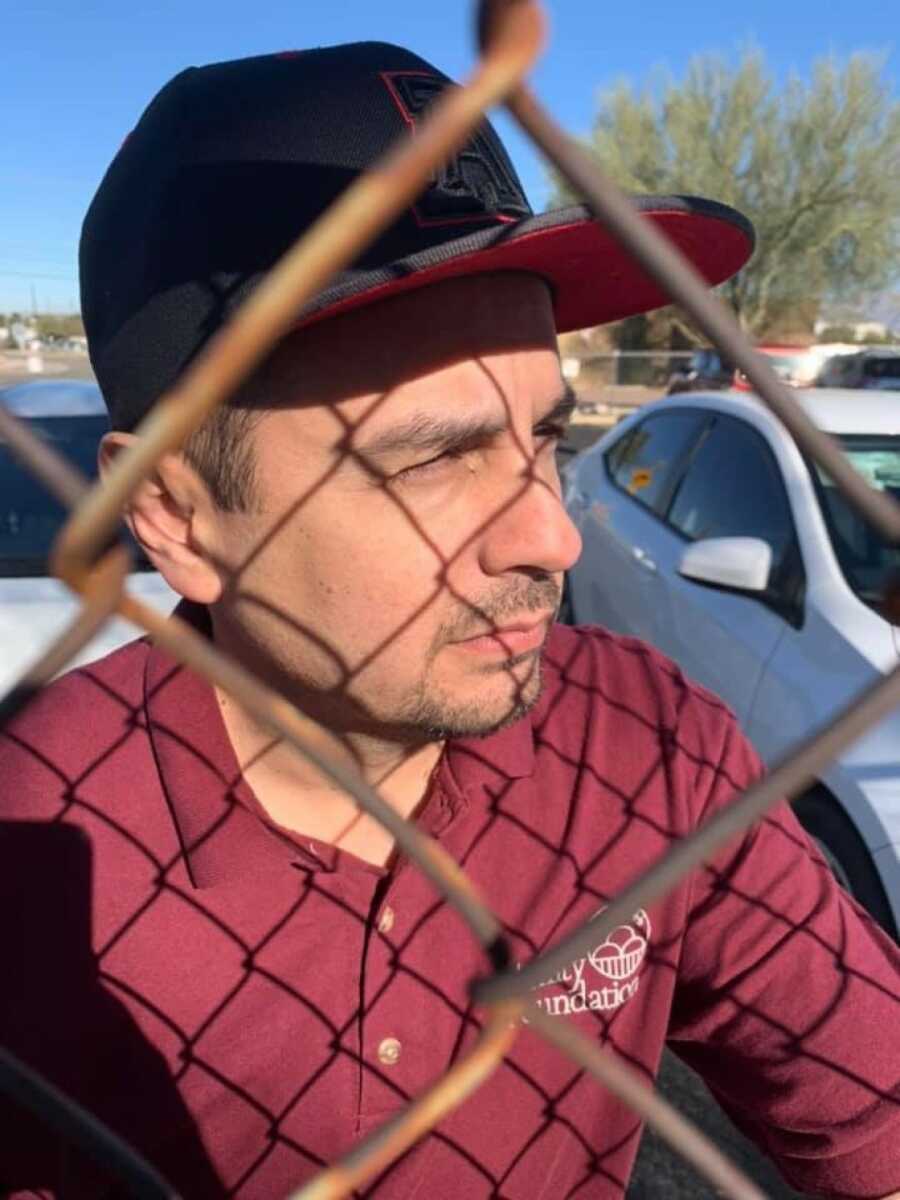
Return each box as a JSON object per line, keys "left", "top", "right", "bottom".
{"left": 813, "top": 317, "right": 891, "bottom": 341}
{"left": 9, "top": 320, "right": 32, "bottom": 350}
{"left": 853, "top": 321, "right": 890, "bottom": 340}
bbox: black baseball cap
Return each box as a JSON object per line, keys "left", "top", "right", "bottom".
{"left": 80, "top": 41, "right": 755, "bottom": 430}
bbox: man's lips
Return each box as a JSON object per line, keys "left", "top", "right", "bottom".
{"left": 452, "top": 614, "right": 553, "bottom": 656}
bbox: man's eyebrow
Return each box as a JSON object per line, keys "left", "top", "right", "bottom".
{"left": 353, "top": 383, "right": 578, "bottom": 462}
{"left": 353, "top": 411, "right": 507, "bottom": 461}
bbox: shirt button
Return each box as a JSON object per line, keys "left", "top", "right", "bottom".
{"left": 377, "top": 1037, "right": 402, "bottom": 1066}
{"left": 378, "top": 905, "right": 395, "bottom": 934}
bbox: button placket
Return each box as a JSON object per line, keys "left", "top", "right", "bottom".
{"left": 358, "top": 770, "right": 469, "bottom": 1111}
{"left": 360, "top": 873, "right": 413, "bottom": 1111}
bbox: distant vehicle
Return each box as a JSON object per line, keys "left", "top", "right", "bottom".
{"left": 666, "top": 347, "right": 733, "bottom": 394}
{"left": 562, "top": 387, "right": 900, "bottom": 939}
{"left": 0, "top": 379, "right": 177, "bottom": 696}
{"left": 732, "top": 342, "right": 865, "bottom": 392}
{"left": 732, "top": 344, "right": 820, "bottom": 391}
{"left": 818, "top": 348, "right": 900, "bottom": 392}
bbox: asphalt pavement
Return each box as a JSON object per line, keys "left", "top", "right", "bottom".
{"left": 628, "top": 1052, "right": 804, "bottom": 1197}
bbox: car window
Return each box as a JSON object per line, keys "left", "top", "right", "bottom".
{"left": 819, "top": 355, "right": 857, "bottom": 388}
{"left": 863, "top": 357, "right": 900, "bottom": 387}
{"left": 0, "top": 415, "right": 109, "bottom": 577}
{"left": 666, "top": 414, "right": 803, "bottom": 611}
{"left": 605, "top": 410, "right": 707, "bottom": 516}
{"left": 812, "top": 435, "right": 900, "bottom": 614}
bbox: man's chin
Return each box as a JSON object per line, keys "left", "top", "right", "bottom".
{"left": 395, "top": 653, "right": 544, "bottom": 742}
{"left": 286, "top": 649, "right": 543, "bottom": 744}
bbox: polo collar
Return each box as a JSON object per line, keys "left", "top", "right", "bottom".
{"left": 144, "top": 605, "right": 297, "bottom": 887}
{"left": 144, "top": 602, "right": 535, "bottom": 888}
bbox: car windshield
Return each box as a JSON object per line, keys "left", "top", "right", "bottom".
{"left": 0, "top": 414, "right": 117, "bottom": 577}
{"left": 864, "top": 358, "right": 900, "bottom": 384}
{"left": 812, "top": 435, "right": 900, "bottom": 614}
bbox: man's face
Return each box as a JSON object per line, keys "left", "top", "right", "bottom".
{"left": 207, "top": 274, "right": 582, "bottom": 742}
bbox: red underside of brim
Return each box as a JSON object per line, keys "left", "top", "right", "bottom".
{"left": 294, "top": 210, "right": 752, "bottom": 334}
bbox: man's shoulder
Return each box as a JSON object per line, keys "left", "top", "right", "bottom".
{"left": 543, "top": 621, "right": 733, "bottom": 718}
{"left": 538, "top": 622, "right": 739, "bottom": 764}
{"left": 0, "top": 635, "right": 153, "bottom": 815}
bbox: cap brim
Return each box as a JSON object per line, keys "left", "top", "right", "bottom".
{"left": 292, "top": 197, "right": 754, "bottom": 334}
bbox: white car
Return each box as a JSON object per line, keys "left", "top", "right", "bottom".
{"left": 0, "top": 379, "right": 177, "bottom": 697}
{"left": 563, "top": 387, "right": 900, "bottom": 938}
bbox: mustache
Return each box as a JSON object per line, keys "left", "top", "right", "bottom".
{"left": 439, "top": 577, "right": 561, "bottom": 642}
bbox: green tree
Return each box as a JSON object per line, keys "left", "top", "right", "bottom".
{"left": 34, "top": 312, "right": 85, "bottom": 340}
{"left": 550, "top": 51, "right": 900, "bottom": 339}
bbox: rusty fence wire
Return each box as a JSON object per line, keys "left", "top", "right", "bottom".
{"left": 2, "top": 1, "right": 898, "bottom": 1197}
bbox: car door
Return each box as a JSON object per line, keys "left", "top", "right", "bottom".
{"left": 646, "top": 414, "right": 804, "bottom": 727}
{"left": 567, "top": 409, "right": 709, "bottom": 641}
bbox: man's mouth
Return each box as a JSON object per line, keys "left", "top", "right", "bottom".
{"left": 452, "top": 613, "right": 553, "bottom": 656}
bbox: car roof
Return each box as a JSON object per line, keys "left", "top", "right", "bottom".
{"left": 0, "top": 378, "right": 106, "bottom": 418}
{"left": 656, "top": 387, "right": 900, "bottom": 437}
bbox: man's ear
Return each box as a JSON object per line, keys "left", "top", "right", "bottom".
{"left": 99, "top": 432, "right": 224, "bottom": 604}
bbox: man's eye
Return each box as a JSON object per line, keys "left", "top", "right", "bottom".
{"left": 393, "top": 449, "right": 460, "bottom": 483}
{"left": 535, "top": 421, "right": 568, "bottom": 445}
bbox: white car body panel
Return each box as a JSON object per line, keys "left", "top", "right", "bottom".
{"left": 636, "top": 515, "right": 785, "bottom": 727}
{"left": 564, "top": 388, "right": 900, "bottom": 931}
{"left": 0, "top": 571, "right": 178, "bottom": 697}
{"left": 575, "top": 469, "right": 665, "bottom": 647}
{"left": 0, "top": 379, "right": 181, "bottom": 696}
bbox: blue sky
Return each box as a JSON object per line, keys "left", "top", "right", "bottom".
{"left": 2, "top": 0, "right": 896, "bottom": 312}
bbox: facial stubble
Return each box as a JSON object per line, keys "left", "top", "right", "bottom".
{"left": 392, "top": 576, "right": 560, "bottom": 742}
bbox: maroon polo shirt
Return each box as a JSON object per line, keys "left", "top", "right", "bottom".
{"left": 2, "top": 616, "right": 899, "bottom": 1199}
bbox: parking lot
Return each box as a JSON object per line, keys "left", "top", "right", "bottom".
{"left": 0, "top": 348, "right": 94, "bottom": 389}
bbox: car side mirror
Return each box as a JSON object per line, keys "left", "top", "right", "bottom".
{"left": 678, "top": 536, "right": 772, "bottom": 593}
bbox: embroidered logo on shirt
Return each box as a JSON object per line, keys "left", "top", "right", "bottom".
{"left": 525, "top": 908, "right": 651, "bottom": 1018}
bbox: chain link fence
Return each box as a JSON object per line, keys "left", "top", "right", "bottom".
{"left": 1, "top": 3, "right": 898, "bottom": 1198}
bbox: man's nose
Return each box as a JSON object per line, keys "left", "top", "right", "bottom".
{"left": 478, "top": 464, "right": 582, "bottom": 579}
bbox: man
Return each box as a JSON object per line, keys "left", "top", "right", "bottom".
{"left": 2, "top": 42, "right": 898, "bottom": 1200}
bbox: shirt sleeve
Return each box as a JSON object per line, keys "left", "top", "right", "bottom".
{"left": 668, "top": 716, "right": 900, "bottom": 1200}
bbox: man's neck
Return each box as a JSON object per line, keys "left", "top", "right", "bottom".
{"left": 215, "top": 685, "right": 444, "bottom": 868}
